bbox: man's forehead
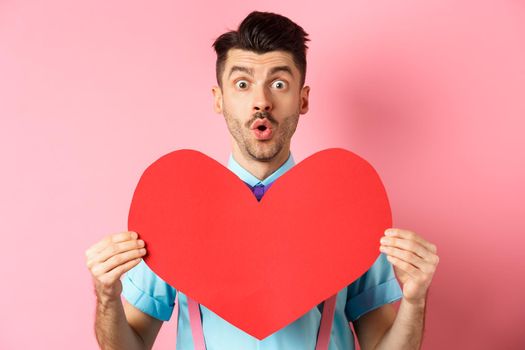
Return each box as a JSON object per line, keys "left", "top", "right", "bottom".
{"left": 224, "top": 49, "right": 298, "bottom": 75}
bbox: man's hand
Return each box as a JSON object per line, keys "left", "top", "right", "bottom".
{"left": 379, "top": 228, "right": 439, "bottom": 304}
{"left": 85, "top": 231, "right": 147, "bottom": 303}
{"left": 86, "top": 232, "right": 159, "bottom": 350}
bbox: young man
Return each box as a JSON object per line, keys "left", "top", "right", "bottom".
{"left": 86, "top": 11, "right": 439, "bottom": 350}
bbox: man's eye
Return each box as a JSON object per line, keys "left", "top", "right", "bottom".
{"left": 272, "top": 80, "right": 287, "bottom": 89}
{"left": 236, "top": 80, "right": 249, "bottom": 89}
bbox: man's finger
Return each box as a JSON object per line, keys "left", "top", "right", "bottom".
{"left": 85, "top": 231, "right": 138, "bottom": 258}
{"left": 91, "top": 248, "right": 146, "bottom": 277}
{"left": 380, "top": 236, "right": 433, "bottom": 261}
{"left": 385, "top": 255, "right": 422, "bottom": 280}
{"left": 384, "top": 228, "right": 437, "bottom": 254}
{"left": 87, "top": 239, "right": 145, "bottom": 268}
{"left": 105, "top": 258, "right": 143, "bottom": 283}
{"left": 380, "top": 246, "right": 435, "bottom": 274}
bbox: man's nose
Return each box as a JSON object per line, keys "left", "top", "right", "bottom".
{"left": 253, "top": 85, "right": 272, "bottom": 112}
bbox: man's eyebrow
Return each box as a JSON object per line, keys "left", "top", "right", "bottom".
{"left": 227, "top": 65, "right": 294, "bottom": 79}
{"left": 269, "top": 66, "right": 294, "bottom": 77}
{"left": 228, "top": 66, "right": 254, "bottom": 79}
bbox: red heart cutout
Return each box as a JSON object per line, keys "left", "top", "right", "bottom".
{"left": 128, "top": 148, "right": 391, "bottom": 339}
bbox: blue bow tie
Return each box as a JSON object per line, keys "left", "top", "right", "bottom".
{"left": 245, "top": 182, "right": 273, "bottom": 201}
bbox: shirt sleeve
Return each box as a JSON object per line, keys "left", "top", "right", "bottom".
{"left": 121, "top": 259, "right": 177, "bottom": 321}
{"left": 345, "top": 253, "right": 403, "bottom": 322}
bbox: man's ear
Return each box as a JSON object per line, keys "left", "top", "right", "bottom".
{"left": 300, "top": 85, "right": 310, "bottom": 114}
{"left": 212, "top": 86, "right": 223, "bottom": 114}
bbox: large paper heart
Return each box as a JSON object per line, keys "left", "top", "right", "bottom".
{"left": 128, "top": 148, "right": 391, "bottom": 339}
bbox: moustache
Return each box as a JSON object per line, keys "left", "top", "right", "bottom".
{"left": 248, "top": 111, "right": 277, "bottom": 126}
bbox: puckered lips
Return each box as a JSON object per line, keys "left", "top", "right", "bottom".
{"left": 250, "top": 119, "right": 273, "bottom": 140}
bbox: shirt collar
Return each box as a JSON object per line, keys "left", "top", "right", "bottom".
{"left": 227, "top": 152, "right": 295, "bottom": 187}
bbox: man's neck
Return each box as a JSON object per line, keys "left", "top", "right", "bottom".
{"left": 232, "top": 146, "right": 291, "bottom": 181}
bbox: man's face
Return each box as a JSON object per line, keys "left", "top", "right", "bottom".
{"left": 212, "top": 49, "right": 310, "bottom": 162}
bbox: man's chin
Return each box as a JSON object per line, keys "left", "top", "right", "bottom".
{"left": 247, "top": 146, "right": 281, "bottom": 162}
{"left": 252, "top": 156, "right": 275, "bottom": 162}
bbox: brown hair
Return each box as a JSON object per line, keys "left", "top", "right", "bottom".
{"left": 212, "top": 11, "right": 310, "bottom": 87}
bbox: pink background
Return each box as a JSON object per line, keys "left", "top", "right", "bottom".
{"left": 1, "top": 0, "right": 524, "bottom": 349}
